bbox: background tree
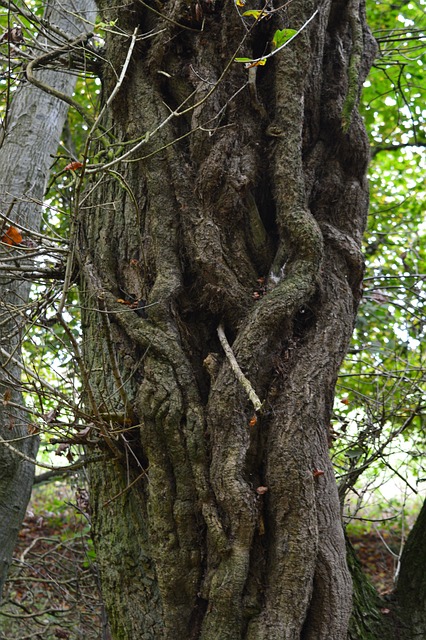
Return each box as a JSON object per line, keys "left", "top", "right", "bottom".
{"left": 0, "top": 0, "right": 96, "bottom": 594}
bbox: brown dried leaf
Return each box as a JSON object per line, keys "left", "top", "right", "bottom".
{"left": 43, "top": 407, "right": 60, "bottom": 423}
{"left": 28, "top": 423, "right": 40, "bottom": 435}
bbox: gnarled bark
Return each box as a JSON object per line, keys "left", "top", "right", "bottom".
{"left": 77, "top": 0, "right": 377, "bottom": 637}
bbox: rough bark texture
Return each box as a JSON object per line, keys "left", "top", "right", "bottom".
{"left": 0, "top": 0, "right": 96, "bottom": 596}
{"left": 77, "top": 0, "right": 377, "bottom": 637}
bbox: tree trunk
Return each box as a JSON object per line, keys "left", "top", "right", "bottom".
{"left": 77, "top": 0, "right": 377, "bottom": 637}
{"left": 0, "top": 0, "right": 96, "bottom": 596}
{"left": 394, "top": 498, "right": 426, "bottom": 639}
{"left": 346, "top": 536, "right": 389, "bottom": 640}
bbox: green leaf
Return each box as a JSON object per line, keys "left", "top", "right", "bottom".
{"left": 235, "top": 58, "right": 267, "bottom": 67}
{"left": 272, "top": 28, "right": 297, "bottom": 50}
{"left": 242, "top": 10, "right": 264, "bottom": 18}
{"left": 95, "top": 19, "right": 117, "bottom": 31}
{"left": 345, "top": 447, "right": 365, "bottom": 459}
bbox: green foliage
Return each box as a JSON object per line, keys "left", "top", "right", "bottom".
{"left": 241, "top": 9, "right": 264, "bottom": 19}
{"left": 233, "top": 5, "right": 318, "bottom": 66}
{"left": 345, "top": 492, "right": 423, "bottom": 537}
{"left": 271, "top": 28, "right": 297, "bottom": 49}
{"left": 362, "top": 0, "right": 426, "bottom": 149}
{"left": 333, "top": 0, "right": 426, "bottom": 514}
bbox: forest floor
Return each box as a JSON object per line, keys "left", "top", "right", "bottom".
{"left": 349, "top": 529, "right": 398, "bottom": 597}
{"left": 0, "top": 482, "right": 413, "bottom": 639}
{"left": 0, "top": 481, "right": 104, "bottom": 640}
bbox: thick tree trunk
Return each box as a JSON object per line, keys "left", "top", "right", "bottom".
{"left": 0, "top": 0, "right": 96, "bottom": 596}
{"left": 77, "top": 0, "right": 377, "bottom": 637}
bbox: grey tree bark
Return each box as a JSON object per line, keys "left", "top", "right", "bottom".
{"left": 75, "top": 0, "right": 377, "bottom": 638}
{"left": 0, "top": 0, "right": 97, "bottom": 596}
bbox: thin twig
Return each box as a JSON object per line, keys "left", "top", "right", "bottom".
{"left": 97, "top": 294, "right": 137, "bottom": 423}
{"left": 88, "top": 27, "right": 139, "bottom": 138}
{"left": 103, "top": 468, "right": 148, "bottom": 507}
{"left": 217, "top": 324, "right": 263, "bottom": 412}
{"left": 0, "top": 433, "right": 106, "bottom": 471}
{"left": 25, "top": 32, "right": 96, "bottom": 128}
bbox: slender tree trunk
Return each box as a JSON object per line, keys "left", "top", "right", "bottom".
{"left": 346, "top": 536, "right": 390, "bottom": 640}
{"left": 77, "top": 0, "right": 377, "bottom": 637}
{"left": 0, "top": 0, "right": 97, "bottom": 596}
{"left": 394, "top": 498, "right": 426, "bottom": 639}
